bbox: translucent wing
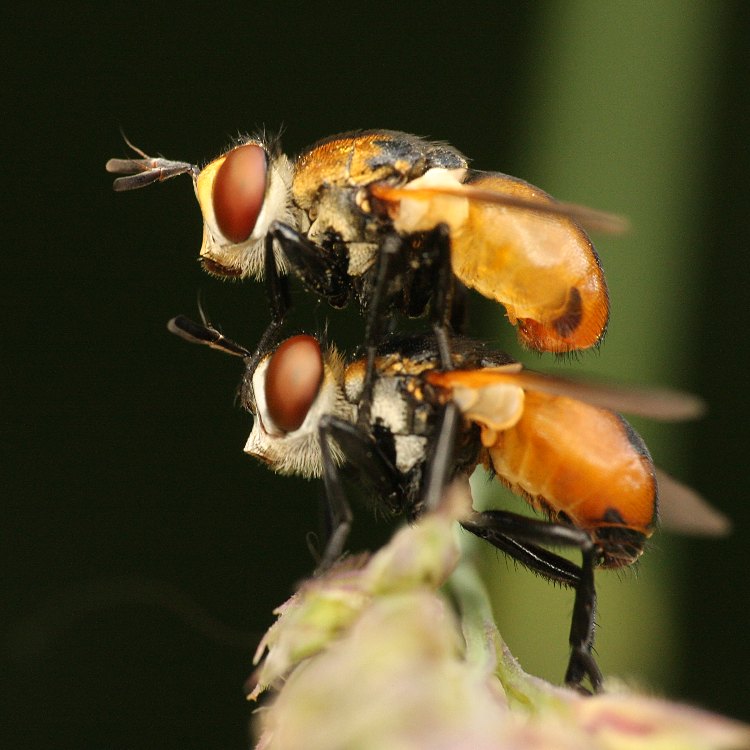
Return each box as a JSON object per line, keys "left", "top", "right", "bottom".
{"left": 371, "top": 177, "right": 628, "bottom": 234}
{"left": 655, "top": 468, "right": 731, "bottom": 536}
{"left": 427, "top": 367, "right": 705, "bottom": 422}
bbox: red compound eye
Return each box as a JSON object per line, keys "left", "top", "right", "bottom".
{"left": 265, "top": 336, "right": 324, "bottom": 433}
{"left": 212, "top": 143, "right": 267, "bottom": 244}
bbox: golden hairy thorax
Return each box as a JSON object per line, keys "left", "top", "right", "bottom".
{"left": 292, "top": 130, "right": 468, "bottom": 212}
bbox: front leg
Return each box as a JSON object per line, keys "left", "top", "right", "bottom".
{"left": 244, "top": 234, "right": 291, "bottom": 381}
{"left": 246, "top": 227, "right": 346, "bottom": 397}
{"left": 270, "top": 221, "right": 350, "bottom": 306}
{"left": 316, "top": 414, "right": 402, "bottom": 572}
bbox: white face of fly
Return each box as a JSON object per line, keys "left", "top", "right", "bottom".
{"left": 244, "top": 341, "right": 354, "bottom": 478}
{"left": 194, "top": 141, "right": 295, "bottom": 279}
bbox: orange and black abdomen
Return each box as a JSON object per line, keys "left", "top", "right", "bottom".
{"left": 486, "top": 390, "right": 657, "bottom": 567}
{"left": 452, "top": 172, "right": 609, "bottom": 353}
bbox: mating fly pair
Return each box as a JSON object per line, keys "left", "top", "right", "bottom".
{"left": 107, "top": 129, "right": 725, "bottom": 693}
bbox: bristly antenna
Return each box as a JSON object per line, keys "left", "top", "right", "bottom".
{"left": 105, "top": 132, "right": 198, "bottom": 191}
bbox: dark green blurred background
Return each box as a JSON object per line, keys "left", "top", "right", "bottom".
{"left": 3, "top": 2, "right": 748, "bottom": 747}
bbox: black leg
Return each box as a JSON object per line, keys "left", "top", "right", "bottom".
{"left": 316, "top": 415, "right": 353, "bottom": 572}
{"left": 461, "top": 510, "right": 603, "bottom": 693}
{"left": 564, "top": 545, "right": 602, "bottom": 693}
{"left": 449, "top": 280, "right": 469, "bottom": 336}
{"left": 244, "top": 235, "right": 292, "bottom": 383}
{"left": 358, "top": 234, "right": 402, "bottom": 427}
{"left": 264, "top": 231, "right": 291, "bottom": 326}
{"left": 420, "top": 403, "right": 461, "bottom": 513}
{"left": 270, "top": 221, "right": 349, "bottom": 305}
{"left": 315, "top": 414, "right": 402, "bottom": 571}
{"left": 427, "top": 224, "right": 457, "bottom": 369}
{"left": 461, "top": 516, "right": 582, "bottom": 588}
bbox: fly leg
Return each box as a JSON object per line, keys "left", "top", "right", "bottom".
{"left": 460, "top": 513, "right": 582, "bottom": 587}
{"left": 448, "top": 280, "right": 469, "bottom": 336}
{"left": 349, "top": 233, "right": 402, "bottom": 428}
{"left": 270, "top": 221, "right": 350, "bottom": 306}
{"left": 427, "top": 223, "right": 459, "bottom": 369}
{"left": 260, "top": 220, "right": 352, "bottom": 403}
{"left": 359, "top": 226, "right": 457, "bottom": 430}
{"left": 420, "top": 402, "right": 461, "bottom": 513}
{"left": 461, "top": 510, "right": 602, "bottom": 693}
{"left": 564, "top": 544, "right": 601, "bottom": 692}
{"left": 243, "top": 234, "right": 292, "bottom": 380}
{"left": 316, "top": 415, "right": 402, "bottom": 572}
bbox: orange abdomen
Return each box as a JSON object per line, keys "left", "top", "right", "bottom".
{"left": 486, "top": 390, "right": 657, "bottom": 566}
{"left": 452, "top": 173, "right": 609, "bottom": 352}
